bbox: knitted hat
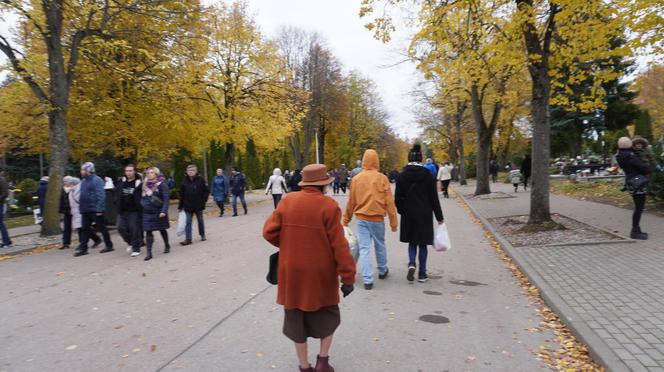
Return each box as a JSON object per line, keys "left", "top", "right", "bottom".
{"left": 408, "top": 144, "right": 423, "bottom": 163}
{"left": 81, "top": 162, "right": 95, "bottom": 173}
{"left": 617, "top": 137, "right": 633, "bottom": 150}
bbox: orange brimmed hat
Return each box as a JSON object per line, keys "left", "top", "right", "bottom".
{"left": 299, "top": 164, "right": 334, "bottom": 187}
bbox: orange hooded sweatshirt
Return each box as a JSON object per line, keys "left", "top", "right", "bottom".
{"left": 343, "top": 149, "right": 398, "bottom": 231}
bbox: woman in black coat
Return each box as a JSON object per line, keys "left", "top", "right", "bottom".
{"left": 616, "top": 137, "right": 652, "bottom": 240}
{"left": 140, "top": 167, "right": 170, "bottom": 261}
{"left": 395, "top": 144, "right": 444, "bottom": 283}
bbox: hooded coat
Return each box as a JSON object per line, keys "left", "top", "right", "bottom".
{"left": 263, "top": 187, "right": 356, "bottom": 311}
{"left": 266, "top": 168, "right": 288, "bottom": 195}
{"left": 343, "top": 149, "right": 398, "bottom": 230}
{"left": 395, "top": 164, "right": 444, "bottom": 245}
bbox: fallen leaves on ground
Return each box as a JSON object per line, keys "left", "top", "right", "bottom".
{"left": 453, "top": 191, "right": 604, "bottom": 372}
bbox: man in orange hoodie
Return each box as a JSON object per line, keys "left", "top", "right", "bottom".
{"left": 343, "top": 149, "right": 398, "bottom": 290}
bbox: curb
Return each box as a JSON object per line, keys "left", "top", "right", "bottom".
{"left": 457, "top": 192, "right": 630, "bottom": 372}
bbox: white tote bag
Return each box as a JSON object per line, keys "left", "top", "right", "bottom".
{"left": 176, "top": 211, "right": 187, "bottom": 236}
{"left": 344, "top": 226, "right": 360, "bottom": 261}
{"left": 433, "top": 223, "right": 452, "bottom": 252}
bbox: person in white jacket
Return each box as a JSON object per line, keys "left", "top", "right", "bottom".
{"left": 265, "top": 168, "right": 288, "bottom": 209}
{"left": 437, "top": 162, "right": 454, "bottom": 198}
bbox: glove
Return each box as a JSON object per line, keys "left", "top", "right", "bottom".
{"left": 341, "top": 284, "right": 354, "bottom": 298}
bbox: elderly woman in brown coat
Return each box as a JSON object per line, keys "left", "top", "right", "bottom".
{"left": 263, "top": 164, "right": 356, "bottom": 372}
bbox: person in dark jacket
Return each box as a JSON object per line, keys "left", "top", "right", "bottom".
{"left": 520, "top": 154, "right": 532, "bottom": 190}
{"left": 0, "top": 170, "right": 12, "bottom": 248}
{"left": 116, "top": 165, "right": 144, "bottom": 257}
{"left": 36, "top": 176, "right": 49, "bottom": 220}
{"left": 616, "top": 137, "right": 652, "bottom": 240}
{"left": 489, "top": 160, "right": 499, "bottom": 183}
{"left": 59, "top": 176, "right": 76, "bottom": 249}
{"left": 74, "top": 162, "right": 113, "bottom": 257}
{"left": 141, "top": 167, "right": 170, "bottom": 261}
{"left": 289, "top": 169, "right": 302, "bottom": 192}
{"left": 178, "top": 165, "right": 210, "bottom": 245}
{"left": 211, "top": 168, "right": 228, "bottom": 217}
{"left": 395, "top": 144, "right": 444, "bottom": 283}
{"left": 230, "top": 166, "right": 248, "bottom": 216}
{"left": 337, "top": 165, "right": 349, "bottom": 194}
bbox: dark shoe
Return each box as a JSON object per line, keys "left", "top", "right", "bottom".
{"left": 144, "top": 251, "right": 153, "bottom": 261}
{"left": 164, "top": 245, "right": 170, "bottom": 254}
{"left": 179, "top": 240, "right": 192, "bottom": 246}
{"left": 379, "top": 268, "right": 389, "bottom": 280}
{"left": 73, "top": 250, "right": 88, "bottom": 257}
{"left": 201, "top": 236, "right": 207, "bottom": 242}
{"left": 232, "top": 214, "right": 238, "bottom": 217}
{"left": 59, "top": 245, "right": 70, "bottom": 250}
{"left": 364, "top": 283, "right": 373, "bottom": 290}
{"left": 418, "top": 272, "right": 429, "bottom": 283}
{"left": 631, "top": 230, "right": 649, "bottom": 240}
{"left": 407, "top": 265, "right": 416, "bottom": 282}
{"left": 314, "top": 355, "right": 334, "bottom": 372}
{"left": 299, "top": 366, "right": 314, "bottom": 372}
{"left": 99, "top": 247, "right": 114, "bottom": 253}
{"left": 91, "top": 240, "right": 102, "bottom": 248}
{"left": 244, "top": 209, "right": 248, "bottom": 215}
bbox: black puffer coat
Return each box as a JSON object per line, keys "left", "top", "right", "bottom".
{"left": 178, "top": 175, "right": 210, "bottom": 212}
{"left": 59, "top": 189, "right": 71, "bottom": 215}
{"left": 395, "top": 164, "right": 444, "bottom": 245}
{"left": 616, "top": 149, "right": 651, "bottom": 180}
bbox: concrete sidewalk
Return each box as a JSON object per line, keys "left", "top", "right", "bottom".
{"left": 456, "top": 181, "right": 664, "bottom": 372}
{"left": 1, "top": 190, "right": 554, "bottom": 371}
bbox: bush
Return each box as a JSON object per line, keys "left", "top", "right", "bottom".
{"left": 648, "top": 138, "right": 664, "bottom": 200}
{"left": 169, "top": 187, "right": 180, "bottom": 200}
{"left": 15, "top": 178, "right": 38, "bottom": 209}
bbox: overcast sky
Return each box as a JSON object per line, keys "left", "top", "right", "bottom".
{"left": 0, "top": 1, "right": 423, "bottom": 139}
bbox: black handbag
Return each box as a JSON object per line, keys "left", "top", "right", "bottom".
{"left": 266, "top": 252, "right": 279, "bottom": 285}
{"left": 626, "top": 175, "right": 649, "bottom": 193}
{"left": 150, "top": 194, "right": 164, "bottom": 208}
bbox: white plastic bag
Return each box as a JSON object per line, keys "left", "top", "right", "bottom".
{"left": 433, "top": 223, "right": 451, "bottom": 252}
{"left": 176, "top": 211, "right": 187, "bottom": 236}
{"left": 344, "top": 226, "right": 359, "bottom": 261}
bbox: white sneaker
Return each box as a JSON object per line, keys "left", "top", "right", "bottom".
{"left": 126, "top": 246, "right": 132, "bottom": 253}
{"left": 130, "top": 251, "right": 140, "bottom": 257}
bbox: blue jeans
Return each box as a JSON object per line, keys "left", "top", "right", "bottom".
{"left": 185, "top": 210, "right": 205, "bottom": 241}
{"left": 357, "top": 219, "right": 387, "bottom": 284}
{"left": 0, "top": 204, "right": 11, "bottom": 246}
{"left": 408, "top": 244, "right": 428, "bottom": 274}
{"left": 232, "top": 193, "right": 247, "bottom": 215}
{"left": 272, "top": 194, "right": 282, "bottom": 209}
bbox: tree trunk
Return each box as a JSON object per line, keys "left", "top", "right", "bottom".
{"left": 454, "top": 102, "right": 468, "bottom": 186}
{"left": 475, "top": 130, "right": 492, "bottom": 195}
{"left": 224, "top": 142, "right": 235, "bottom": 176}
{"left": 289, "top": 134, "right": 303, "bottom": 169}
{"left": 499, "top": 116, "right": 516, "bottom": 167}
{"left": 528, "top": 67, "right": 552, "bottom": 224}
{"left": 41, "top": 108, "right": 69, "bottom": 236}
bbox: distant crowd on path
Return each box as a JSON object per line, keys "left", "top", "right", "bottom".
{"left": 262, "top": 143, "right": 445, "bottom": 372}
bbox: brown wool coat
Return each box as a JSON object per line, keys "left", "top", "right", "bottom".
{"left": 263, "top": 187, "right": 356, "bottom": 312}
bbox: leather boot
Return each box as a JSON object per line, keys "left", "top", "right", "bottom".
{"left": 630, "top": 227, "right": 648, "bottom": 240}
{"left": 164, "top": 244, "right": 170, "bottom": 254}
{"left": 314, "top": 355, "right": 334, "bottom": 372}
{"left": 299, "top": 366, "right": 314, "bottom": 372}
{"left": 144, "top": 234, "right": 154, "bottom": 261}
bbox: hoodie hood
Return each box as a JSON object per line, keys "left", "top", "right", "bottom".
{"left": 362, "top": 149, "right": 380, "bottom": 171}
{"left": 273, "top": 168, "right": 282, "bottom": 176}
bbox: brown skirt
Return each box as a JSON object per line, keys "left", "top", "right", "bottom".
{"left": 283, "top": 305, "right": 341, "bottom": 343}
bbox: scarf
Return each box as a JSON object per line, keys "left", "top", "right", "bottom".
{"left": 143, "top": 176, "right": 164, "bottom": 197}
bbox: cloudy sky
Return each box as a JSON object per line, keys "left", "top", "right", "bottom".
{"left": 0, "top": 1, "right": 423, "bottom": 139}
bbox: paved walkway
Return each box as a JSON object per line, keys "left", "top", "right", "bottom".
{"left": 0, "top": 190, "right": 554, "bottom": 371}
{"left": 456, "top": 181, "right": 664, "bottom": 372}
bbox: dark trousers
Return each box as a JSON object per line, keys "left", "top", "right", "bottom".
{"left": 232, "top": 193, "right": 247, "bottom": 215}
{"left": 333, "top": 183, "right": 340, "bottom": 194}
{"left": 215, "top": 200, "right": 225, "bottom": 215}
{"left": 408, "top": 244, "right": 428, "bottom": 274}
{"left": 339, "top": 183, "right": 347, "bottom": 194}
{"left": 117, "top": 211, "right": 143, "bottom": 252}
{"left": 146, "top": 230, "right": 169, "bottom": 249}
{"left": 185, "top": 211, "right": 205, "bottom": 240}
{"left": 0, "top": 204, "right": 11, "bottom": 246}
{"left": 272, "top": 194, "right": 282, "bottom": 209}
{"left": 62, "top": 213, "right": 72, "bottom": 246}
{"left": 79, "top": 213, "right": 113, "bottom": 252}
{"left": 441, "top": 180, "right": 451, "bottom": 197}
{"left": 523, "top": 175, "right": 530, "bottom": 189}
{"left": 632, "top": 193, "right": 646, "bottom": 229}
{"left": 491, "top": 173, "right": 498, "bottom": 183}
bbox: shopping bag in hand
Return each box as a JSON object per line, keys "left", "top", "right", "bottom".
{"left": 433, "top": 223, "right": 452, "bottom": 252}
{"left": 344, "top": 226, "right": 359, "bottom": 261}
{"left": 176, "top": 211, "right": 186, "bottom": 236}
